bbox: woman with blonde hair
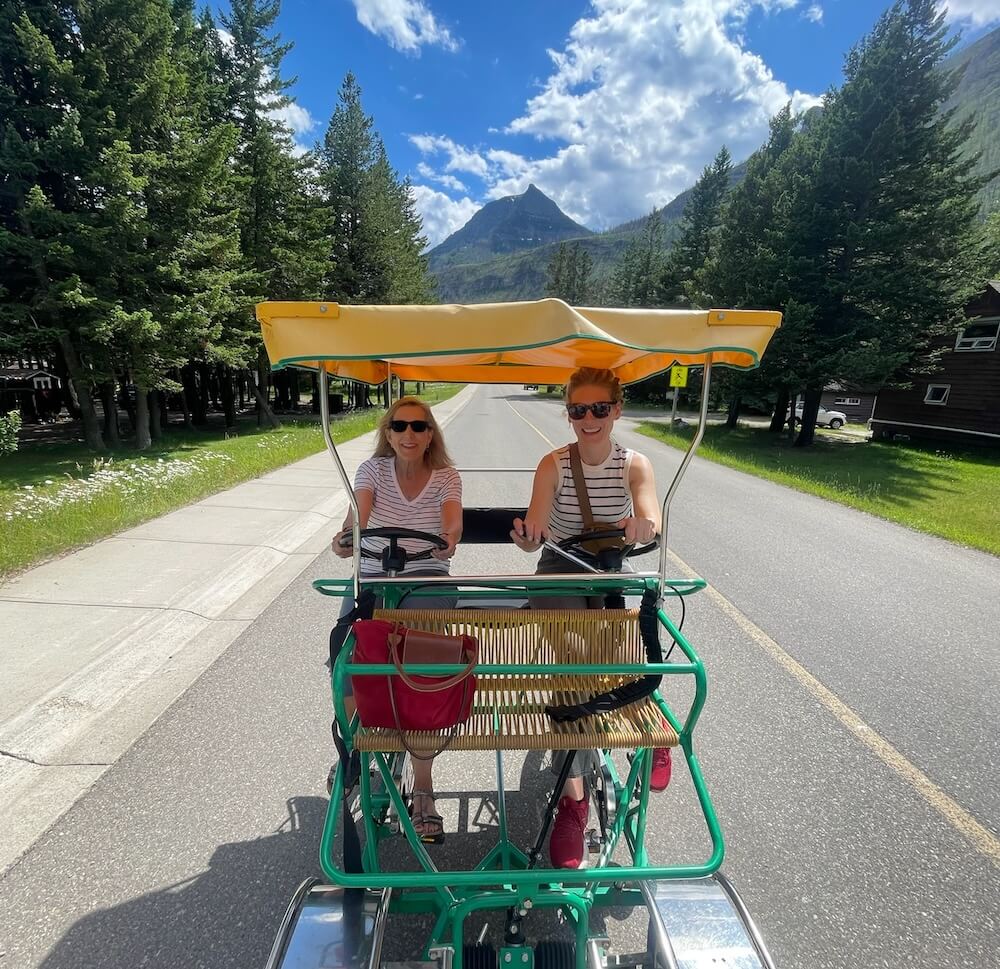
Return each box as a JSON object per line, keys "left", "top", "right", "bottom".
{"left": 511, "top": 367, "right": 669, "bottom": 869}
{"left": 331, "top": 395, "right": 463, "bottom": 844}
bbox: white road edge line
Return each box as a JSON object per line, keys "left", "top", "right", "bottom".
{"left": 510, "top": 392, "right": 1000, "bottom": 868}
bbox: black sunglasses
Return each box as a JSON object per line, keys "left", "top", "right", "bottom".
{"left": 389, "top": 419, "right": 430, "bottom": 433}
{"left": 567, "top": 401, "right": 615, "bottom": 420}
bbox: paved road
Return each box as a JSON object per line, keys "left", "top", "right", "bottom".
{"left": 1, "top": 385, "right": 997, "bottom": 969}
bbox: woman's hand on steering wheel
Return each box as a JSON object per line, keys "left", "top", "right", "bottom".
{"left": 617, "top": 516, "right": 657, "bottom": 545}
{"left": 510, "top": 516, "right": 545, "bottom": 552}
{"left": 332, "top": 527, "right": 354, "bottom": 558}
{"left": 430, "top": 530, "right": 459, "bottom": 561}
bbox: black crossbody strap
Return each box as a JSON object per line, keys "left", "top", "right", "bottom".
{"left": 545, "top": 587, "right": 663, "bottom": 722}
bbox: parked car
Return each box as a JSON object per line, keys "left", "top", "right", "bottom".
{"left": 795, "top": 403, "right": 847, "bottom": 429}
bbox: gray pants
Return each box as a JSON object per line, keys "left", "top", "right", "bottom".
{"left": 332, "top": 570, "right": 458, "bottom": 696}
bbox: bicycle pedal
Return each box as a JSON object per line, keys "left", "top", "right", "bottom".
{"left": 586, "top": 828, "right": 604, "bottom": 852}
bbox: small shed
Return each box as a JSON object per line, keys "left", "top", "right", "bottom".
{"left": 0, "top": 368, "right": 63, "bottom": 421}
{"left": 821, "top": 382, "right": 879, "bottom": 423}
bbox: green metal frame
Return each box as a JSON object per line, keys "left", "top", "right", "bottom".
{"left": 315, "top": 574, "right": 723, "bottom": 969}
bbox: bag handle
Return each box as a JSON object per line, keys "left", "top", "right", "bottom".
{"left": 388, "top": 626, "right": 477, "bottom": 692}
{"left": 387, "top": 673, "right": 471, "bottom": 761}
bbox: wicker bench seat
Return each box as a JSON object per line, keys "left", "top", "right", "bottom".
{"left": 352, "top": 609, "right": 679, "bottom": 754}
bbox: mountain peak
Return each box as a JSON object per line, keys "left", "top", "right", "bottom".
{"left": 428, "top": 184, "right": 592, "bottom": 269}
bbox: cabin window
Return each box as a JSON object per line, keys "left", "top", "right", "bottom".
{"left": 834, "top": 397, "right": 861, "bottom": 406}
{"left": 923, "top": 384, "right": 950, "bottom": 406}
{"left": 954, "top": 318, "right": 999, "bottom": 352}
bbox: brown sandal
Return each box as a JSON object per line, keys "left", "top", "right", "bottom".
{"left": 408, "top": 789, "right": 445, "bottom": 845}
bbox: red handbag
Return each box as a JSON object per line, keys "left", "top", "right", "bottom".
{"left": 350, "top": 619, "right": 478, "bottom": 756}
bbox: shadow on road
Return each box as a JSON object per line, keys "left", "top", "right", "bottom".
{"left": 38, "top": 796, "right": 328, "bottom": 969}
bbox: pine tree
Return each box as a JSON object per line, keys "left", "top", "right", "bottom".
{"left": 148, "top": 1, "right": 251, "bottom": 434}
{"left": 545, "top": 242, "right": 593, "bottom": 303}
{"left": 319, "top": 73, "right": 433, "bottom": 307}
{"left": 545, "top": 243, "right": 569, "bottom": 299}
{"left": 699, "top": 108, "right": 800, "bottom": 427}
{"left": 610, "top": 212, "right": 665, "bottom": 307}
{"left": 780, "top": 0, "right": 987, "bottom": 446}
{"left": 659, "top": 146, "right": 733, "bottom": 307}
{"left": 221, "top": 0, "right": 326, "bottom": 426}
{"left": 360, "top": 145, "right": 434, "bottom": 303}
{"left": 0, "top": 2, "right": 106, "bottom": 450}
{"left": 320, "top": 72, "right": 376, "bottom": 301}
{"left": 984, "top": 209, "right": 1000, "bottom": 278}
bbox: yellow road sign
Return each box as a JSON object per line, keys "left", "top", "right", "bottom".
{"left": 669, "top": 365, "right": 689, "bottom": 388}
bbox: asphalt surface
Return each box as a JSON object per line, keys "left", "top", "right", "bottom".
{"left": 1, "top": 385, "right": 997, "bottom": 969}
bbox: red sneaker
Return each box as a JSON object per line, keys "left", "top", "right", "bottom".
{"left": 650, "top": 748, "right": 673, "bottom": 792}
{"left": 549, "top": 796, "right": 590, "bottom": 869}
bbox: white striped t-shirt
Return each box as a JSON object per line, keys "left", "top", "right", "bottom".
{"left": 547, "top": 440, "right": 633, "bottom": 543}
{"left": 354, "top": 456, "right": 462, "bottom": 575}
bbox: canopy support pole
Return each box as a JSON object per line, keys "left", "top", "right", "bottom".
{"left": 658, "top": 358, "right": 712, "bottom": 593}
{"left": 320, "top": 367, "right": 361, "bottom": 598}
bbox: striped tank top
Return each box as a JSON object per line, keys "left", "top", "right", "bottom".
{"left": 547, "top": 440, "right": 633, "bottom": 543}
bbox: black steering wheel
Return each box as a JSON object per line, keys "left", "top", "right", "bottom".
{"left": 337, "top": 526, "right": 449, "bottom": 572}
{"left": 556, "top": 527, "right": 659, "bottom": 572}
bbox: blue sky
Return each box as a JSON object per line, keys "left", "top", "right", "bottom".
{"left": 253, "top": 0, "right": 1000, "bottom": 246}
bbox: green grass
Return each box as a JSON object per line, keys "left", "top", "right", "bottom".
{"left": 637, "top": 421, "right": 1000, "bottom": 556}
{"left": 0, "top": 384, "right": 462, "bottom": 578}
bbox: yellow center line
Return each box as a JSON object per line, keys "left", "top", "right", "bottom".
{"left": 663, "top": 548, "right": 1000, "bottom": 869}
{"left": 505, "top": 398, "right": 556, "bottom": 448}
{"left": 505, "top": 391, "right": 1000, "bottom": 867}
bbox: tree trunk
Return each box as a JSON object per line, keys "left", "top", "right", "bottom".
{"left": 53, "top": 343, "right": 82, "bottom": 418}
{"left": 725, "top": 394, "right": 741, "bottom": 429}
{"left": 148, "top": 390, "right": 162, "bottom": 442}
{"left": 769, "top": 386, "right": 789, "bottom": 433}
{"left": 160, "top": 390, "right": 169, "bottom": 431}
{"left": 248, "top": 367, "right": 281, "bottom": 429}
{"left": 57, "top": 333, "right": 104, "bottom": 451}
{"left": 787, "top": 392, "right": 798, "bottom": 441}
{"left": 255, "top": 347, "right": 272, "bottom": 427}
{"left": 311, "top": 373, "right": 319, "bottom": 413}
{"left": 119, "top": 376, "right": 137, "bottom": 434}
{"left": 134, "top": 385, "right": 152, "bottom": 450}
{"left": 220, "top": 364, "right": 236, "bottom": 428}
{"left": 198, "top": 362, "right": 212, "bottom": 416}
{"left": 182, "top": 363, "right": 206, "bottom": 425}
{"left": 793, "top": 387, "right": 822, "bottom": 448}
{"left": 179, "top": 373, "right": 192, "bottom": 427}
{"left": 101, "top": 382, "right": 120, "bottom": 448}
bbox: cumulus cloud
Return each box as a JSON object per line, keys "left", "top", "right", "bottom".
{"left": 410, "top": 185, "right": 480, "bottom": 247}
{"left": 272, "top": 102, "right": 317, "bottom": 137}
{"left": 492, "top": 0, "right": 822, "bottom": 228}
{"left": 804, "top": 3, "right": 823, "bottom": 23}
{"left": 350, "top": 0, "right": 459, "bottom": 54}
{"left": 943, "top": 1, "right": 1000, "bottom": 27}
{"left": 416, "top": 162, "right": 468, "bottom": 193}
{"left": 409, "top": 0, "right": 823, "bottom": 233}
{"left": 409, "top": 135, "right": 490, "bottom": 178}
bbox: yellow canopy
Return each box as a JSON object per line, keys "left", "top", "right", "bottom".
{"left": 256, "top": 299, "right": 781, "bottom": 385}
